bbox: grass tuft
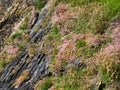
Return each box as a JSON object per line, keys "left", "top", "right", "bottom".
{"left": 33, "top": 0, "right": 47, "bottom": 10}
{"left": 11, "top": 32, "right": 21, "bottom": 40}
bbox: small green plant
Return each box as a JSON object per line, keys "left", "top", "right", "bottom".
{"left": 81, "top": 46, "right": 97, "bottom": 57}
{"left": 20, "top": 17, "right": 29, "bottom": 30}
{"left": 20, "top": 24, "right": 28, "bottom": 30}
{"left": 51, "top": 26, "right": 59, "bottom": 35}
{"left": 39, "top": 78, "right": 52, "bottom": 90}
{"left": 11, "top": 32, "right": 21, "bottom": 40}
{"left": 76, "top": 40, "right": 86, "bottom": 49}
{"left": 46, "top": 26, "right": 60, "bottom": 41}
{"left": 99, "top": 53, "right": 120, "bottom": 82}
{"left": 0, "top": 62, "right": 5, "bottom": 69}
{"left": 18, "top": 45, "right": 24, "bottom": 50}
{"left": 102, "top": 0, "right": 120, "bottom": 19}
{"left": 46, "top": 35, "right": 53, "bottom": 41}
{"left": 100, "top": 68, "right": 111, "bottom": 83}
{"left": 54, "top": 68, "right": 90, "bottom": 90}
{"left": 33, "top": 0, "right": 47, "bottom": 10}
{"left": 58, "top": 0, "right": 102, "bottom": 7}
{"left": 110, "top": 62, "right": 120, "bottom": 80}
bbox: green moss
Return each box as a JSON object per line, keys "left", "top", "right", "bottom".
{"left": 28, "top": 47, "right": 36, "bottom": 57}
{"left": 42, "top": 17, "right": 49, "bottom": 28}
{"left": 34, "top": 25, "right": 40, "bottom": 32}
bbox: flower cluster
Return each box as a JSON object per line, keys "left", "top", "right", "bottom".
{"left": 51, "top": 3, "right": 67, "bottom": 24}
{"left": 6, "top": 46, "right": 19, "bottom": 54}
{"left": 57, "top": 33, "right": 80, "bottom": 61}
{"left": 104, "top": 26, "right": 120, "bottom": 56}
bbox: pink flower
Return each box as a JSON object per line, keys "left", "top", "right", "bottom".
{"left": 7, "top": 46, "right": 19, "bottom": 54}
{"left": 57, "top": 38, "right": 77, "bottom": 61}
{"left": 51, "top": 3, "right": 67, "bottom": 24}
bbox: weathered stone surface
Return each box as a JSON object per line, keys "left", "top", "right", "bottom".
{"left": 60, "top": 58, "right": 86, "bottom": 74}
{"left": 0, "top": 50, "right": 50, "bottom": 90}
{"left": 0, "top": 0, "right": 54, "bottom": 89}
{"left": 0, "top": 0, "right": 30, "bottom": 52}
{"left": 29, "top": 7, "right": 39, "bottom": 29}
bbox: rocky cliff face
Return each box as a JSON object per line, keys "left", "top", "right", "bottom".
{"left": 0, "top": 0, "right": 53, "bottom": 89}
{"left": 0, "top": 0, "right": 33, "bottom": 51}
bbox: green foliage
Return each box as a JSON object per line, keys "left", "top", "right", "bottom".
{"left": 54, "top": 68, "right": 90, "bottom": 90}
{"left": 84, "top": 41, "right": 106, "bottom": 57}
{"left": 18, "top": 45, "right": 24, "bottom": 50}
{"left": 100, "top": 68, "right": 111, "bottom": 82}
{"left": 100, "top": 59, "right": 120, "bottom": 82}
{"left": 101, "top": 0, "right": 120, "bottom": 19}
{"left": 47, "top": 26, "right": 60, "bottom": 41}
{"left": 20, "top": 17, "right": 29, "bottom": 30}
{"left": 39, "top": 78, "right": 52, "bottom": 90}
{"left": 57, "top": 0, "right": 120, "bottom": 34}
{"left": 33, "top": 0, "right": 47, "bottom": 10}
{"left": 109, "top": 1, "right": 120, "bottom": 18}
{"left": 36, "top": 1, "right": 120, "bottom": 89}
{"left": 81, "top": 40, "right": 106, "bottom": 57}
{"left": 51, "top": 26, "right": 59, "bottom": 35}
{"left": 28, "top": 47, "right": 36, "bottom": 57}
{"left": 111, "top": 62, "right": 120, "bottom": 80}
{"left": 20, "top": 24, "right": 28, "bottom": 30}
{"left": 58, "top": 59, "right": 67, "bottom": 72}
{"left": 71, "top": 2, "right": 108, "bottom": 35}
{"left": 0, "top": 62, "right": 5, "bottom": 68}
{"left": 73, "top": 16, "right": 88, "bottom": 34}
{"left": 0, "top": 62, "right": 4, "bottom": 72}
{"left": 60, "top": 0, "right": 120, "bottom": 13}
{"left": 57, "top": 0, "right": 100, "bottom": 6}
{"left": 76, "top": 40, "right": 86, "bottom": 49}
{"left": 11, "top": 32, "right": 21, "bottom": 40}
{"left": 81, "top": 46, "right": 98, "bottom": 57}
